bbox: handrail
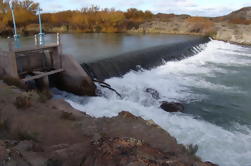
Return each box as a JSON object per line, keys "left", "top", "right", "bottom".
{"left": 14, "top": 43, "right": 59, "bottom": 53}
{"left": 7, "top": 33, "right": 61, "bottom": 52}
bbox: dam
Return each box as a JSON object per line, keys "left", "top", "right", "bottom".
{"left": 0, "top": 33, "right": 210, "bottom": 94}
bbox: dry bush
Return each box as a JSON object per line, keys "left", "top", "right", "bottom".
{"left": 228, "top": 18, "right": 251, "bottom": 25}
{"left": 186, "top": 17, "right": 215, "bottom": 34}
{"left": 37, "top": 90, "right": 52, "bottom": 103}
{"left": 186, "top": 17, "right": 210, "bottom": 22}
{"left": 3, "top": 76, "right": 27, "bottom": 89}
{"left": 186, "top": 144, "right": 199, "bottom": 155}
{"left": 0, "top": 119, "right": 10, "bottom": 132}
{"left": 0, "top": 119, "right": 10, "bottom": 138}
{"left": 17, "top": 130, "right": 39, "bottom": 142}
{"left": 60, "top": 111, "right": 76, "bottom": 121}
{"left": 15, "top": 93, "right": 32, "bottom": 109}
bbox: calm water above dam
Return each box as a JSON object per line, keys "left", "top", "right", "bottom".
{"left": 1, "top": 33, "right": 251, "bottom": 166}
{"left": 0, "top": 33, "right": 201, "bottom": 63}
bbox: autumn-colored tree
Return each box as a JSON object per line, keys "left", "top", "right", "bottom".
{"left": 0, "top": 0, "right": 8, "bottom": 14}
{"left": 186, "top": 17, "right": 215, "bottom": 34}
{"left": 17, "top": 0, "right": 39, "bottom": 13}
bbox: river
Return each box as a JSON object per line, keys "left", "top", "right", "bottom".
{"left": 1, "top": 33, "right": 251, "bottom": 166}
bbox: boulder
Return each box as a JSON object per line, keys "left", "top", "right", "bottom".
{"left": 160, "top": 102, "right": 185, "bottom": 113}
{"left": 145, "top": 88, "right": 160, "bottom": 100}
{"left": 14, "top": 141, "right": 33, "bottom": 152}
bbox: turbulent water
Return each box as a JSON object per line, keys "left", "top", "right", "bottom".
{"left": 54, "top": 40, "right": 251, "bottom": 166}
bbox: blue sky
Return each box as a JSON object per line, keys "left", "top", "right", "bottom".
{"left": 35, "top": 0, "right": 251, "bottom": 16}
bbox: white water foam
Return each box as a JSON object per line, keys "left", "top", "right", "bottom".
{"left": 61, "top": 40, "right": 251, "bottom": 166}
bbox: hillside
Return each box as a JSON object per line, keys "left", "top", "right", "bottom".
{"left": 131, "top": 7, "right": 251, "bottom": 45}
{"left": 225, "top": 7, "right": 251, "bottom": 20}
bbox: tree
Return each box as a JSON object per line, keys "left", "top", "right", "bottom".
{"left": 17, "top": 0, "right": 39, "bottom": 13}
{"left": 0, "top": 0, "right": 8, "bottom": 14}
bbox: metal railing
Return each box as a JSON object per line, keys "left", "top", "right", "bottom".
{"left": 0, "top": 33, "right": 63, "bottom": 78}
{"left": 1, "top": 33, "right": 61, "bottom": 52}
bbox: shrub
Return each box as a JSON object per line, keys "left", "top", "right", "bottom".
{"left": 17, "top": 130, "right": 39, "bottom": 142}
{"left": 3, "top": 76, "right": 27, "bottom": 90}
{"left": 186, "top": 144, "right": 199, "bottom": 156}
{"left": 205, "top": 31, "right": 217, "bottom": 38}
{"left": 37, "top": 90, "right": 52, "bottom": 103}
{"left": 0, "top": 119, "right": 10, "bottom": 139}
{"left": 15, "top": 93, "right": 32, "bottom": 109}
{"left": 186, "top": 17, "right": 215, "bottom": 34}
{"left": 47, "top": 159, "right": 63, "bottom": 166}
{"left": 229, "top": 18, "right": 251, "bottom": 25}
{"left": 60, "top": 111, "right": 76, "bottom": 121}
{"left": 0, "top": 119, "right": 10, "bottom": 132}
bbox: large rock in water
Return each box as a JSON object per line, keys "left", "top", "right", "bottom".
{"left": 55, "top": 54, "right": 96, "bottom": 96}
{"left": 145, "top": 88, "right": 160, "bottom": 100}
{"left": 160, "top": 102, "right": 185, "bottom": 112}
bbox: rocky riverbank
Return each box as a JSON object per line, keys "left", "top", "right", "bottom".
{"left": 129, "top": 7, "right": 251, "bottom": 45}
{"left": 129, "top": 21, "right": 251, "bottom": 45}
{"left": 0, "top": 81, "right": 218, "bottom": 166}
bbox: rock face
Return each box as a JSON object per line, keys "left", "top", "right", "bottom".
{"left": 81, "top": 137, "right": 217, "bottom": 166}
{"left": 55, "top": 54, "right": 96, "bottom": 96}
{"left": 160, "top": 102, "right": 185, "bottom": 113}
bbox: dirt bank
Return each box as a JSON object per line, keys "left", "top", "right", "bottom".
{"left": 0, "top": 81, "right": 218, "bottom": 166}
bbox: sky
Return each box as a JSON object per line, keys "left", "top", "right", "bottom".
{"left": 34, "top": 0, "right": 251, "bottom": 17}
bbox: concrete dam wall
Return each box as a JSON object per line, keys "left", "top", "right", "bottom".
{"left": 83, "top": 37, "right": 210, "bottom": 80}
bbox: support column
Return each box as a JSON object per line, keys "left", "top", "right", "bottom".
{"left": 7, "top": 37, "right": 19, "bottom": 78}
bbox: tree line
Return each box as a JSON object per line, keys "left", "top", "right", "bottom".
{"left": 0, "top": 0, "right": 153, "bottom": 35}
